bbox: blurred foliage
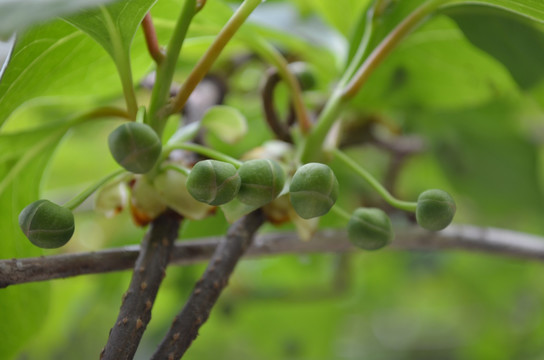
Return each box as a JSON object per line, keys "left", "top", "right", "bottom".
{"left": 1, "top": 0, "right": 544, "bottom": 359}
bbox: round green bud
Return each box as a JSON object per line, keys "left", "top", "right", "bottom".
{"left": 186, "top": 160, "right": 241, "bottom": 206}
{"left": 108, "top": 122, "right": 162, "bottom": 174}
{"left": 416, "top": 189, "right": 456, "bottom": 231}
{"left": 237, "top": 159, "right": 286, "bottom": 207}
{"left": 348, "top": 208, "right": 394, "bottom": 251}
{"left": 18, "top": 200, "right": 75, "bottom": 249}
{"left": 289, "top": 163, "right": 339, "bottom": 219}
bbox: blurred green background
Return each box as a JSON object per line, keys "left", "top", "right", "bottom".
{"left": 3, "top": 0, "right": 544, "bottom": 359}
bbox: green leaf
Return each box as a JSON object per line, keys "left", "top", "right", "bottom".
{"left": 63, "top": 0, "right": 156, "bottom": 59}
{"left": 201, "top": 105, "right": 248, "bottom": 144}
{"left": 0, "top": 125, "right": 69, "bottom": 358}
{"left": 0, "top": 36, "right": 14, "bottom": 78}
{"left": 0, "top": 0, "right": 118, "bottom": 39}
{"left": 294, "top": 0, "right": 371, "bottom": 36}
{"left": 351, "top": 15, "right": 518, "bottom": 110}
{"left": 443, "top": 0, "right": 544, "bottom": 23}
{"left": 412, "top": 100, "right": 544, "bottom": 215}
{"left": 446, "top": 5, "right": 544, "bottom": 89}
{"left": 0, "top": 21, "right": 120, "bottom": 127}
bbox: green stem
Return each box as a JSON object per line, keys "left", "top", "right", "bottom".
{"left": 162, "top": 143, "right": 242, "bottom": 168}
{"left": 242, "top": 33, "right": 312, "bottom": 134}
{"left": 136, "top": 106, "right": 146, "bottom": 124}
{"left": 148, "top": 0, "right": 197, "bottom": 135}
{"left": 166, "top": 0, "right": 262, "bottom": 116}
{"left": 63, "top": 170, "right": 127, "bottom": 211}
{"left": 80, "top": 106, "right": 132, "bottom": 121}
{"left": 161, "top": 164, "right": 190, "bottom": 177}
{"left": 166, "top": 121, "right": 200, "bottom": 146}
{"left": 339, "top": 2, "right": 376, "bottom": 87}
{"left": 333, "top": 149, "right": 417, "bottom": 212}
{"left": 300, "top": 0, "right": 440, "bottom": 163}
{"left": 299, "top": 90, "right": 344, "bottom": 163}
{"left": 141, "top": 13, "right": 166, "bottom": 65}
{"left": 330, "top": 205, "right": 352, "bottom": 222}
{"left": 100, "top": 7, "right": 138, "bottom": 118}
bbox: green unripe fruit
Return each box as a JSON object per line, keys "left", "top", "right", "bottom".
{"left": 108, "top": 122, "right": 162, "bottom": 174}
{"left": 237, "top": 159, "right": 286, "bottom": 207}
{"left": 289, "top": 163, "right": 339, "bottom": 219}
{"left": 416, "top": 189, "right": 456, "bottom": 231}
{"left": 18, "top": 200, "right": 75, "bottom": 249}
{"left": 186, "top": 160, "right": 241, "bottom": 206}
{"left": 348, "top": 208, "right": 394, "bottom": 251}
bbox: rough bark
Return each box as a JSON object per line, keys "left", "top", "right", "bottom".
{"left": 151, "top": 210, "right": 265, "bottom": 360}
{"left": 100, "top": 211, "right": 181, "bottom": 360}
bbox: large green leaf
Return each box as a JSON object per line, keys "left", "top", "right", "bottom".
{"left": 351, "top": 15, "right": 518, "bottom": 110}
{"left": 292, "top": 0, "right": 371, "bottom": 36}
{"left": 0, "top": 21, "right": 121, "bottom": 127}
{"left": 446, "top": 5, "right": 544, "bottom": 89}
{"left": 443, "top": 0, "right": 544, "bottom": 23}
{"left": 411, "top": 100, "right": 544, "bottom": 216}
{"left": 0, "top": 0, "right": 158, "bottom": 128}
{"left": 64, "top": 0, "right": 156, "bottom": 59}
{"left": 0, "top": 124, "right": 69, "bottom": 359}
{"left": 0, "top": 0, "right": 118, "bottom": 39}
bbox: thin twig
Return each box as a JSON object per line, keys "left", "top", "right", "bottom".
{"left": 167, "top": 0, "right": 262, "bottom": 116}
{"left": 342, "top": 1, "right": 437, "bottom": 99}
{"left": 151, "top": 210, "right": 265, "bottom": 360}
{"left": 141, "top": 13, "right": 165, "bottom": 64}
{"left": 2, "top": 225, "right": 544, "bottom": 289}
{"left": 99, "top": 211, "right": 182, "bottom": 360}
{"left": 260, "top": 67, "right": 293, "bottom": 142}
{"left": 245, "top": 36, "right": 312, "bottom": 134}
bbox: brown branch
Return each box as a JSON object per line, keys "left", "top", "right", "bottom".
{"left": 151, "top": 210, "right": 265, "bottom": 360}
{"left": 141, "top": 13, "right": 165, "bottom": 64}
{"left": 99, "top": 211, "right": 182, "bottom": 360}
{"left": 2, "top": 225, "right": 544, "bottom": 289}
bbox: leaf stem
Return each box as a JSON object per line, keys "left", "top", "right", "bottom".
{"left": 166, "top": 0, "right": 263, "bottom": 116}
{"left": 141, "top": 13, "right": 165, "bottom": 64}
{"left": 339, "top": 1, "right": 377, "bottom": 87}
{"left": 162, "top": 143, "right": 242, "bottom": 168}
{"left": 148, "top": 0, "right": 197, "bottom": 135}
{"left": 100, "top": 7, "right": 139, "bottom": 118}
{"left": 331, "top": 205, "right": 352, "bottom": 222}
{"left": 161, "top": 164, "right": 190, "bottom": 177}
{"left": 332, "top": 149, "right": 417, "bottom": 212}
{"left": 63, "top": 169, "right": 127, "bottom": 211}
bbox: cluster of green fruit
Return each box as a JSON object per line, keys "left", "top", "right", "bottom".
{"left": 187, "top": 160, "right": 338, "bottom": 217}
{"left": 18, "top": 121, "right": 161, "bottom": 249}
{"left": 18, "top": 121, "right": 456, "bottom": 251}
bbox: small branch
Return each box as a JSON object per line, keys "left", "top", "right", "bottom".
{"left": 141, "top": 13, "right": 165, "bottom": 64}
{"left": 3, "top": 225, "right": 544, "bottom": 288}
{"left": 151, "top": 210, "right": 265, "bottom": 360}
{"left": 100, "top": 211, "right": 182, "bottom": 360}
